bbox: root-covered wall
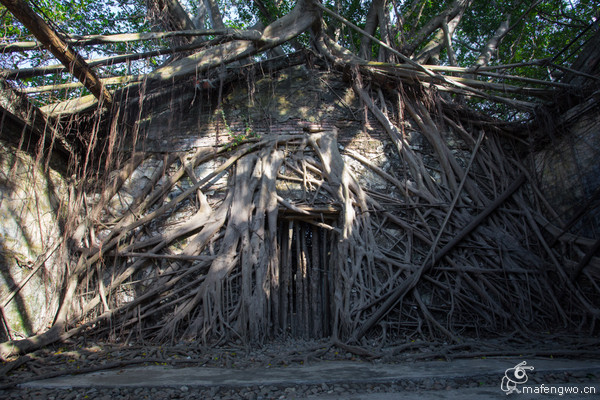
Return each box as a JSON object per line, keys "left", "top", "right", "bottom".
{"left": 535, "top": 98, "right": 600, "bottom": 237}
{"left": 68, "top": 64, "right": 600, "bottom": 345}
{"left": 1, "top": 63, "right": 599, "bottom": 358}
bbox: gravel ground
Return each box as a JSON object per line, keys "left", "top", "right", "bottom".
{"left": 3, "top": 367, "right": 598, "bottom": 399}
{"left": 1, "top": 338, "right": 599, "bottom": 399}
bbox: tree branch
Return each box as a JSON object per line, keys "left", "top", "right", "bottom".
{"left": 0, "top": 29, "right": 263, "bottom": 52}
{"left": 315, "top": 3, "right": 539, "bottom": 110}
{"left": 147, "top": 0, "right": 198, "bottom": 46}
{"left": 0, "top": 0, "right": 112, "bottom": 106}
{"left": 4, "top": 32, "right": 263, "bottom": 80}
{"left": 473, "top": 15, "right": 511, "bottom": 68}
{"left": 403, "top": 0, "right": 472, "bottom": 56}
{"left": 442, "top": 19, "right": 458, "bottom": 66}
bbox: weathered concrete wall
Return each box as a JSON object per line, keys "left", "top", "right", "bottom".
{"left": 0, "top": 142, "right": 67, "bottom": 340}
{"left": 535, "top": 104, "right": 600, "bottom": 237}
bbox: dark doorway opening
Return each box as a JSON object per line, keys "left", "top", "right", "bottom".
{"left": 274, "top": 219, "right": 335, "bottom": 338}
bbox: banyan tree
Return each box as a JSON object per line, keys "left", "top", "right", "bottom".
{"left": 0, "top": 0, "right": 599, "bottom": 359}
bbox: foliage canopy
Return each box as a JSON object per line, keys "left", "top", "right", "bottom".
{"left": 1, "top": 0, "right": 598, "bottom": 107}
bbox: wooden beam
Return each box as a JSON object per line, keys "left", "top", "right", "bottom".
{"left": 0, "top": 0, "right": 112, "bottom": 106}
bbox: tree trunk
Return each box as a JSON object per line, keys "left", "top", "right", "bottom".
{"left": 151, "top": 0, "right": 196, "bottom": 31}
{"left": 403, "top": 0, "right": 472, "bottom": 56}
{"left": 359, "top": 0, "right": 385, "bottom": 59}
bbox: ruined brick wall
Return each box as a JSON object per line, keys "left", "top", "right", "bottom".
{"left": 125, "top": 65, "right": 403, "bottom": 203}
{"left": 133, "top": 66, "right": 385, "bottom": 150}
